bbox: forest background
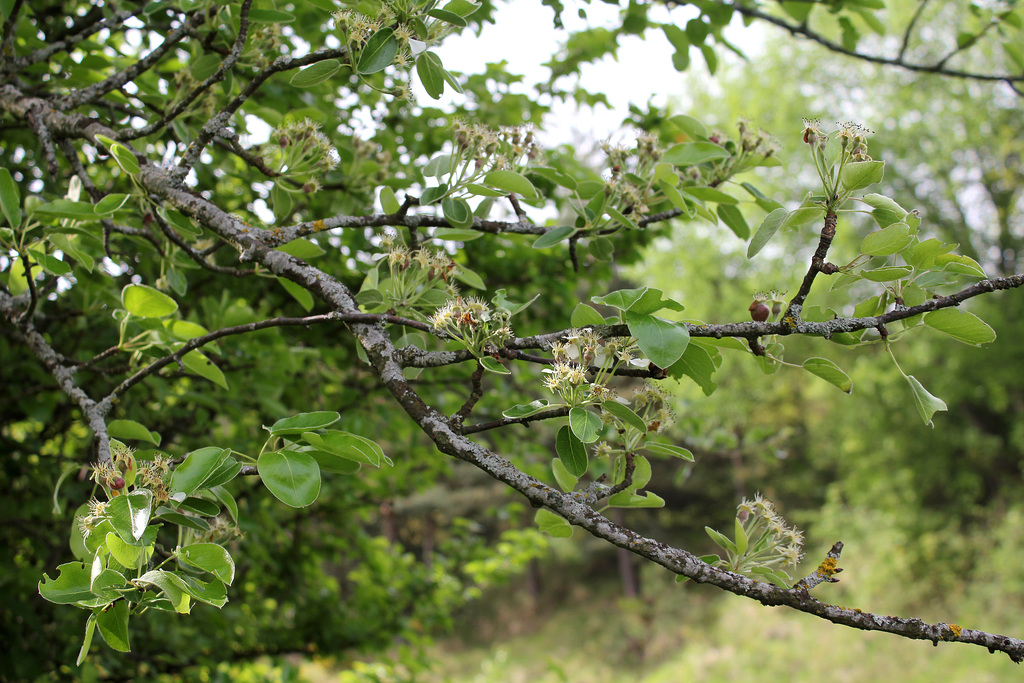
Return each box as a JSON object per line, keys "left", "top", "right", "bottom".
{"left": 2, "top": 0, "right": 1024, "bottom": 681}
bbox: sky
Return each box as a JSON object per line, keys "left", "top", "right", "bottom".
{"left": 434, "top": 1, "right": 699, "bottom": 145}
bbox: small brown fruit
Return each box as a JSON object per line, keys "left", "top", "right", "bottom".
{"left": 749, "top": 301, "right": 770, "bottom": 322}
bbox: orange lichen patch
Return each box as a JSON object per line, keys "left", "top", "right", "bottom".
{"left": 817, "top": 556, "right": 839, "bottom": 577}
{"left": 949, "top": 624, "right": 962, "bottom": 638}
{"left": 312, "top": 220, "right": 327, "bottom": 231}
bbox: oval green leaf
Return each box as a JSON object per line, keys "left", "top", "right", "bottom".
{"left": 179, "top": 543, "right": 235, "bottom": 584}
{"left": 416, "top": 51, "right": 446, "bottom": 99}
{"left": 861, "top": 222, "right": 912, "bottom": 256}
{"left": 267, "top": 411, "right": 340, "bottom": 435}
{"left": 625, "top": 311, "right": 690, "bottom": 368}
{"left": 535, "top": 508, "right": 572, "bottom": 537}
{"left": 569, "top": 406, "right": 603, "bottom": 443}
{"left": 602, "top": 401, "right": 647, "bottom": 433}
{"left": 258, "top": 449, "right": 321, "bottom": 508}
{"left": 122, "top": 284, "right": 178, "bottom": 318}
{"left": 802, "top": 357, "right": 853, "bottom": 393}
{"left": 644, "top": 441, "right": 694, "bottom": 461}
{"left": 169, "top": 447, "right": 228, "bottom": 495}
{"left": 747, "top": 207, "right": 788, "bottom": 258}
{"left": 924, "top": 308, "right": 996, "bottom": 346}
{"left": 840, "top": 160, "right": 885, "bottom": 191}
{"left": 555, "top": 425, "right": 588, "bottom": 477}
{"left": 662, "top": 142, "right": 730, "bottom": 165}
{"left": 289, "top": 59, "right": 341, "bottom": 87}
{"left": 484, "top": 169, "right": 537, "bottom": 197}
{"left": 357, "top": 28, "right": 399, "bottom": 74}
{"left": 532, "top": 225, "right": 575, "bottom": 249}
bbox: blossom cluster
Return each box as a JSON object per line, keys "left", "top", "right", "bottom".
{"left": 428, "top": 296, "right": 513, "bottom": 356}
{"left": 735, "top": 492, "right": 805, "bottom": 570}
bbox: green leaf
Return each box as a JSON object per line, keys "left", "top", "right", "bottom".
{"left": 122, "top": 284, "right": 178, "bottom": 318}
{"left": 625, "top": 312, "right": 689, "bottom": 368}
{"left": 667, "top": 341, "right": 719, "bottom": 396}
{"left": 441, "top": 196, "right": 474, "bottom": 229}
{"left": 423, "top": 153, "right": 452, "bottom": 178}
{"left": 683, "top": 186, "right": 738, "bottom": 205}
{"left": 741, "top": 182, "right": 784, "bottom": 212}
{"left": 268, "top": 411, "right": 340, "bottom": 435}
{"left": 569, "top": 406, "right": 602, "bottom": 443}
{"left": 193, "top": 456, "right": 239, "bottom": 489}
{"left": 860, "top": 265, "right": 913, "bottom": 282}
{"left": 300, "top": 429, "right": 385, "bottom": 467}
{"left": 662, "top": 142, "right": 729, "bottom": 165}
{"left": 607, "top": 491, "right": 666, "bottom": 508}
{"left": 555, "top": 425, "right": 588, "bottom": 477}
{"left": 432, "top": 227, "right": 484, "bottom": 241}
{"left": 747, "top": 207, "right": 788, "bottom": 258}
{"left": 479, "top": 356, "right": 510, "bottom": 374}
{"left": 416, "top": 51, "right": 446, "bottom": 98}
{"left": 380, "top": 186, "right": 401, "bottom": 213}
{"left": 276, "top": 276, "right": 315, "bottom": 311}
{"left": 602, "top": 401, "right": 647, "bottom": 433}
{"left": 181, "top": 350, "right": 228, "bottom": 389}
{"left": 924, "top": 308, "right": 996, "bottom": 346}
{"left": 535, "top": 508, "right": 572, "bottom": 538}
{"left": 107, "top": 419, "right": 161, "bottom": 446}
{"left": 107, "top": 489, "right": 153, "bottom": 541}
{"left": 905, "top": 374, "right": 947, "bottom": 427}
{"left": 163, "top": 319, "right": 208, "bottom": 341}
{"left": 38, "top": 562, "right": 93, "bottom": 604}
{"left": 420, "top": 184, "right": 448, "bottom": 205}
{"left": 0, "top": 167, "right": 22, "bottom": 228}
{"left": 644, "top": 442, "right": 694, "bottom": 461}
{"left": 802, "top": 357, "right": 853, "bottom": 393}
{"left": 289, "top": 59, "right": 341, "bottom": 87}
{"left": 716, "top": 204, "right": 749, "bottom": 239}
{"left": 31, "top": 199, "right": 99, "bottom": 221}
{"left": 169, "top": 447, "right": 228, "bottom": 495}
{"left": 839, "top": 160, "right": 885, "bottom": 191}
{"left": 492, "top": 288, "right": 539, "bottom": 317}
{"left": 277, "top": 238, "right": 325, "bottom": 260}
{"left": 77, "top": 615, "right": 97, "bottom": 666}
{"left": 427, "top": 8, "right": 467, "bottom": 25}
{"left": 483, "top": 169, "right": 537, "bottom": 197}
{"left": 109, "top": 144, "right": 140, "bottom": 176}
{"left": 734, "top": 516, "right": 748, "bottom": 555}
{"left": 935, "top": 254, "right": 987, "bottom": 278}
{"left": 465, "top": 183, "right": 506, "bottom": 197}
{"left": 503, "top": 400, "right": 555, "bottom": 419}
{"left": 95, "top": 599, "right": 131, "bottom": 651}
{"left": 705, "top": 526, "right": 737, "bottom": 553}
{"left": 593, "top": 287, "right": 682, "bottom": 315}
{"left": 667, "top": 114, "right": 706, "bottom": 140}
{"left": 179, "top": 543, "right": 235, "bottom": 584}
{"left": 153, "top": 509, "right": 212, "bottom": 532}
{"left": 551, "top": 458, "right": 578, "bottom": 492}
{"left": 571, "top": 302, "right": 607, "bottom": 327}
{"left": 532, "top": 226, "right": 576, "bottom": 249}
{"left": 861, "top": 222, "right": 912, "bottom": 256}
{"left": 257, "top": 449, "right": 321, "bottom": 507}
{"left": 454, "top": 264, "right": 486, "bottom": 290}
{"left": 105, "top": 531, "right": 151, "bottom": 568}
{"left": 136, "top": 570, "right": 191, "bottom": 614}
{"left": 357, "top": 28, "right": 399, "bottom": 74}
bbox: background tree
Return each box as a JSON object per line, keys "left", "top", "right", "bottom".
{"left": 2, "top": 0, "right": 1024, "bottom": 680}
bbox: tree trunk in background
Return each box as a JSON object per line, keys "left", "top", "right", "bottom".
{"left": 614, "top": 509, "right": 641, "bottom": 598}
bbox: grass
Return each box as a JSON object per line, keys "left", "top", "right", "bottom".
{"left": 419, "top": 566, "right": 1024, "bottom": 683}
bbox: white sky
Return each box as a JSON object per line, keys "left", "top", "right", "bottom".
{"left": 435, "top": 1, "right": 698, "bottom": 145}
